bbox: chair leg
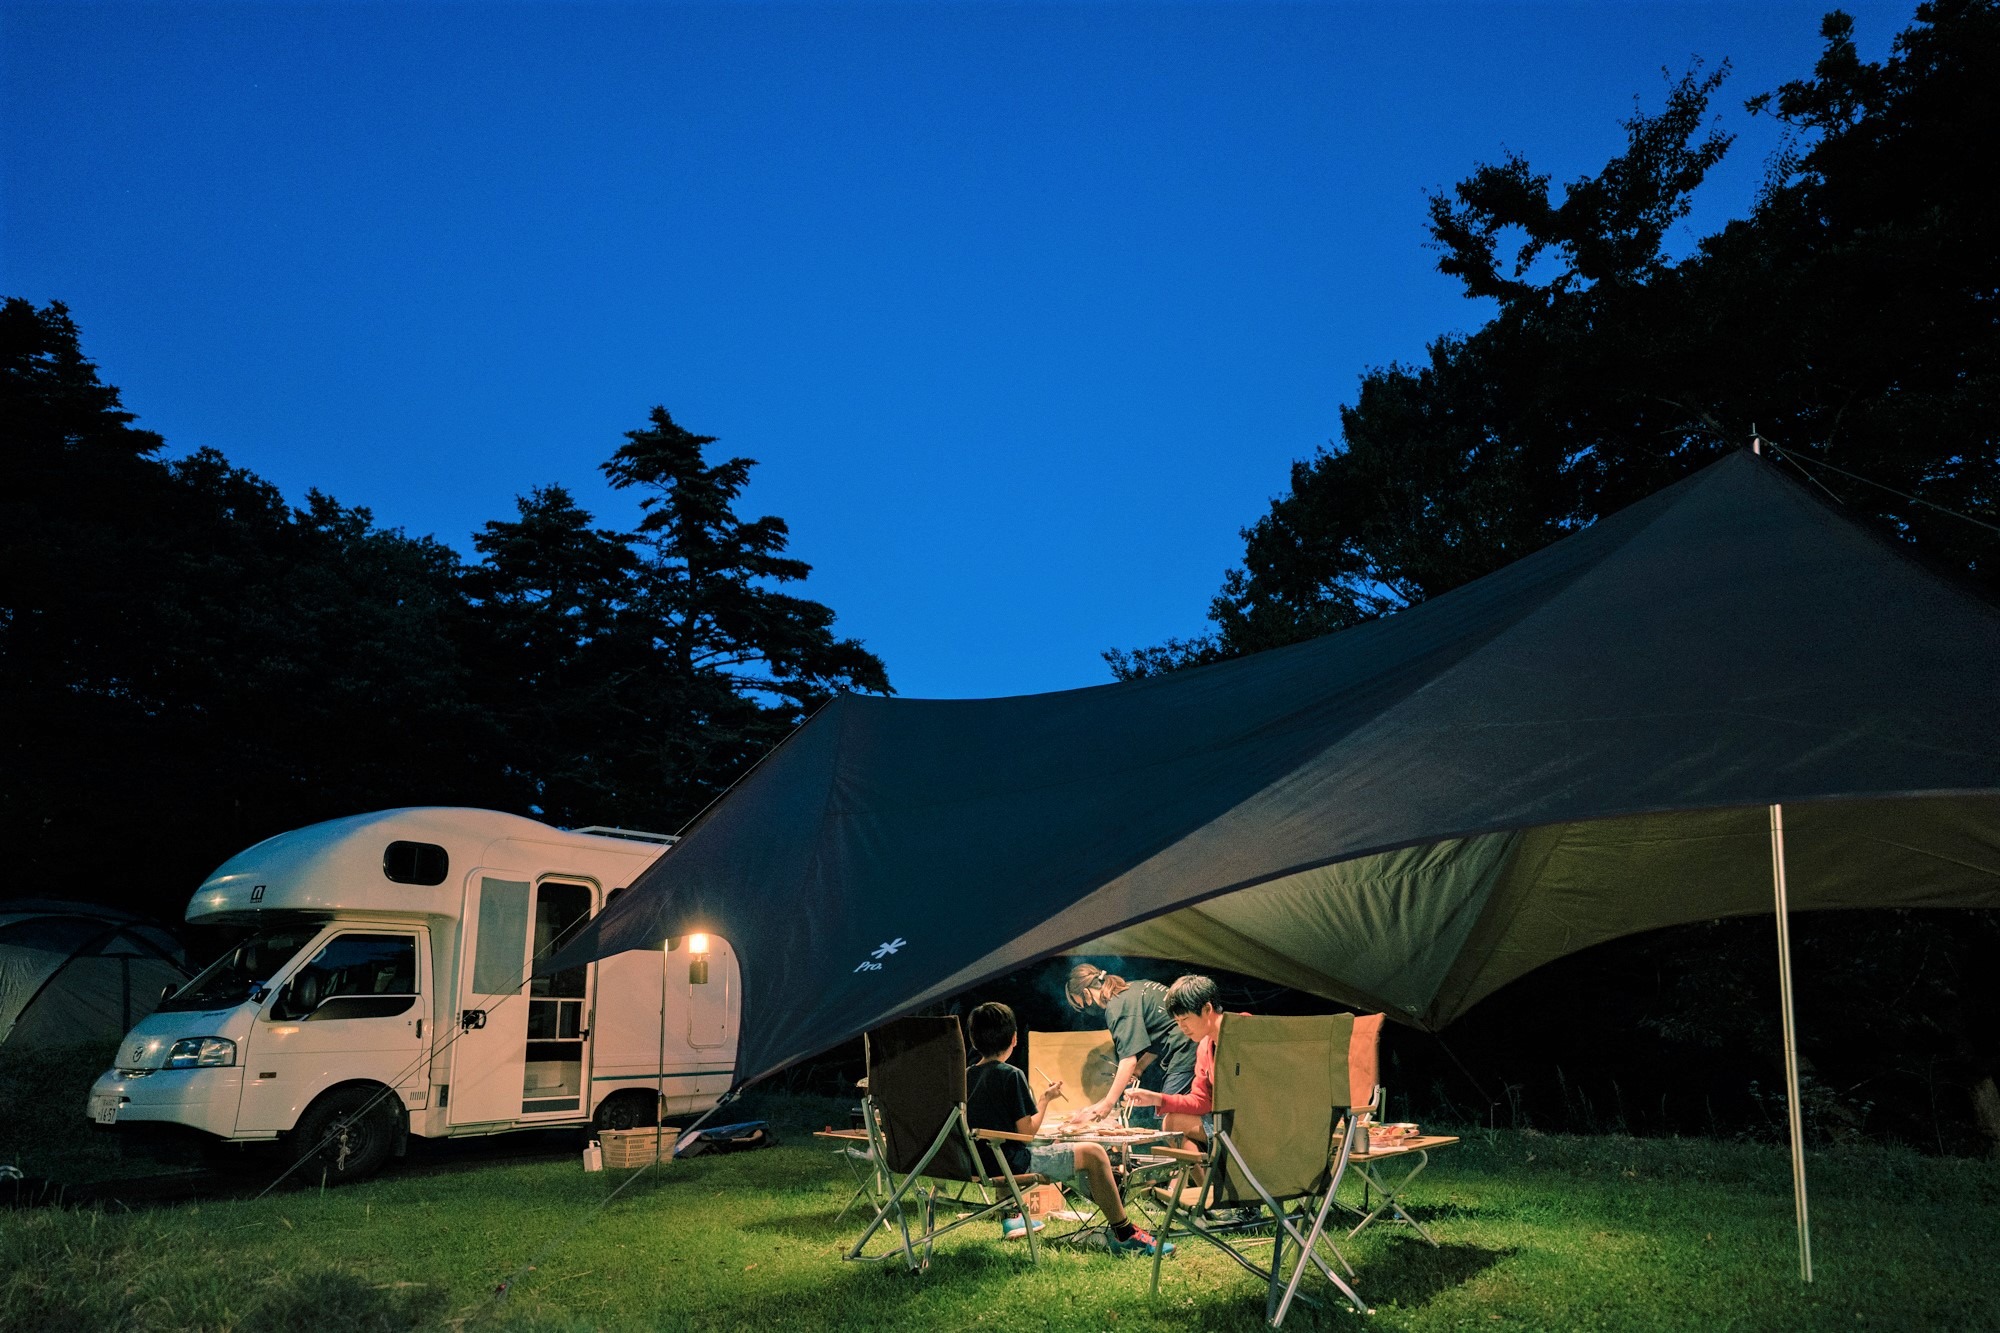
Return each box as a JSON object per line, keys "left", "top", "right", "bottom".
{"left": 1272, "top": 1120, "right": 1370, "bottom": 1322}
{"left": 997, "top": 1164, "right": 1040, "bottom": 1264}
{"left": 1151, "top": 1161, "right": 1189, "bottom": 1296}
{"left": 1264, "top": 1214, "right": 1287, "bottom": 1324}
{"left": 847, "top": 1109, "right": 960, "bottom": 1271}
{"left": 1276, "top": 1181, "right": 1366, "bottom": 1323}
{"left": 1214, "top": 1128, "right": 1367, "bottom": 1326}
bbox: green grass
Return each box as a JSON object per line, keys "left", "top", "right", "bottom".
{"left": 4, "top": 1088, "right": 1999, "bottom": 1332}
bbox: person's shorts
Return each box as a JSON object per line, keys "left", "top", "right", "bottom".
{"left": 1027, "top": 1142, "right": 1082, "bottom": 1182}
{"left": 1199, "top": 1112, "right": 1215, "bottom": 1138}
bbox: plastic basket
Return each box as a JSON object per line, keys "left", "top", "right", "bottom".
{"left": 598, "top": 1126, "right": 682, "bottom": 1168}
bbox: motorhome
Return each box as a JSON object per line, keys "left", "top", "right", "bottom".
{"left": 86, "top": 808, "right": 738, "bottom": 1181}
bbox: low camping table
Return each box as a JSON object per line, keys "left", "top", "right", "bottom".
{"left": 1028, "top": 1126, "right": 1182, "bottom": 1245}
{"left": 1341, "top": 1133, "right": 1459, "bottom": 1245}
{"left": 815, "top": 1125, "right": 1001, "bottom": 1223}
{"left": 813, "top": 1128, "right": 883, "bottom": 1222}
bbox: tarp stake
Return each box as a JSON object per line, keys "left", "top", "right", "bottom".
{"left": 668, "top": 940, "right": 684, "bottom": 1160}
{"left": 1770, "top": 802, "right": 1813, "bottom": 1283}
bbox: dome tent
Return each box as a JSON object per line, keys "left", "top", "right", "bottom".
{"left": 0, "top": 900, "right": 190, "bottom": 1051}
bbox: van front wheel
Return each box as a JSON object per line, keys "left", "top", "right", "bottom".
{"left": 290, "top": 1087, "right": 399, "bottom": 1184}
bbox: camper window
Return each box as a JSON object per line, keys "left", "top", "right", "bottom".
{"left": 271, "top": 933, "right": 418, "bottom": 1021}
{"left": 159, "top": 927, "right": 320, "bottom": 1013}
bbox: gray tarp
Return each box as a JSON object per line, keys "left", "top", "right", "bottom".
{"left": 551, "top": 450, "right": 2000, "bottom": 1087}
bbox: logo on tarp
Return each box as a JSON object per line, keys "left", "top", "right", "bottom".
{"left": 854, "top": 937, "right": 907, "bottom": 973}
{"left": 250, "top": 884, "right": 266, "bottom": 903}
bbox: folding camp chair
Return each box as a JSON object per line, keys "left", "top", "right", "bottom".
{"left": 845, "top": 1015, "right": 1046, "bottom": 1272}
{"left": 1147, "top": 1013, "right": 1369, "bottom": 1325}
{"left": 1348, "top": 1014, "right": 1385, "bottom": 1128}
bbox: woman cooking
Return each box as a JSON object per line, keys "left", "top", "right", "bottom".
{"left": 1064, "top": 963, "right": 1198, "bottom": 1126}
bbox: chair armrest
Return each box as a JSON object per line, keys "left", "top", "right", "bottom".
{"left": 973, "top": 1129, "right": 1037, "bottom": 1143}
{"left": 1151, "top": 1144, "right": 1207, "bottom": 1163}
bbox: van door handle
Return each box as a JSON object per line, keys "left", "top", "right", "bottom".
{"left": 416, "top": 1018, "right": 424, "bottom": 1039}
{"left": 460, "top": 1009, "right": 487, "bottom": 1031}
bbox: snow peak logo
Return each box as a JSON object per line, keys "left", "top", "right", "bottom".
{"left": 853, "top": 937, "right": 907, "bottom": 973}
{"left": 250, "top": 884, "right": 266, "bottom": 903}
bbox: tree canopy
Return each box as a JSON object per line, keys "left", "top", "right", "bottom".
{"left": 1, "top": 298, "right": 887, "bottom": 911}
{"left": 1098, "top": 2, "right": 2000, "bottom": 1157}
{"left": 1109, "top": 0, "right": 1999, "bottom": 677}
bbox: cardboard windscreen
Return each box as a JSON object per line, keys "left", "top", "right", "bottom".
{"left": 1028, "top": 1030, "right": 1120, "bottom": 1107}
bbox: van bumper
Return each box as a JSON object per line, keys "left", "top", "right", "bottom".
{"left": 88, "top": 1067, "right": 247, "bottom": 1139}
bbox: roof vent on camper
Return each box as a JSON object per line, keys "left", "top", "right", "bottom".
{"left": 383, "top": 841, "right": 449, "bottom": 886}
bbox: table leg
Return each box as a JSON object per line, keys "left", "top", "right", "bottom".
{"left": 1344, "top": 1150, "right": 1437, "bottom": 1246}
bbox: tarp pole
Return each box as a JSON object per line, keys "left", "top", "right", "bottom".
{"left": 672, "top": 940, "right": 680, "bottom": 1160}
{"left": 658, "top": 943, "right": 670, "bottom": 1164}
{"left": 1770, "top": 802, "right": 1813, "bottom": 1283}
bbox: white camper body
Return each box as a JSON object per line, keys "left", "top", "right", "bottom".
{"left": 87, "top": 808, "right": 736, "bottom": 1165}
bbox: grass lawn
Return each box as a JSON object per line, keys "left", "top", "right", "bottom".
{"left": 5, "top": 1080, "right": 2000, "bottom": 1333}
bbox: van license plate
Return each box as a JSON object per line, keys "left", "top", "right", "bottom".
{"left": 92, "top": 1098, "right": 118, "bottom": 1125}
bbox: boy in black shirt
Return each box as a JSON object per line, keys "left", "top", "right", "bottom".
{"left": 966, "top": 1001, "right": 1173, "bottom": 1256}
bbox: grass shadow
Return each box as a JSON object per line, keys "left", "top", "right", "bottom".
{"left": 742, "top": 1208, "right": 860, "bottom": 1241}
{"left": 1355, "top": 1238, "right": 1514, "bottom": 1309}
{"left": 244, "top": 1267, "right": 448, "bottom": 1332}
{"left": 1397, "top": 1200, "right": 1483, "bottom": 1223}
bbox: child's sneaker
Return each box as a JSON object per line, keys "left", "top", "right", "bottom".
{"left": 1107, "top": 1225, "right": 1174, "bottom": 1256}
{"left": 1001, "top": 1214, "right": 1045, "bottom": 1240}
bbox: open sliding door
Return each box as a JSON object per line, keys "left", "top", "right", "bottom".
{"left": 447, "top": 872, "right": 534, "bottom": 1127}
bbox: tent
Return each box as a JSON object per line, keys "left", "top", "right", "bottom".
{"left": 552, "top": 447, "right": 2000, "bottom": 1274}
{"left": 0, "top": 900, "right": 191, "bottom": 1052}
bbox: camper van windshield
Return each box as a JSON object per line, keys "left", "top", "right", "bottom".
{"left": 159, "top": 927, "right": 321, "bottom": 1013}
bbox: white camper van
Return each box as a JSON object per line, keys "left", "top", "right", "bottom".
{"left": 86, "top": 808, "right": 737, "bottom": 1181}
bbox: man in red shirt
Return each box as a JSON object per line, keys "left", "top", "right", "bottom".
{"left": 1123, "top": 974, "right": 1233, "bottom": 1145}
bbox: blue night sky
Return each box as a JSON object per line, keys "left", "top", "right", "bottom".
{"left": 2, "top": 1, "right": 1916, "bottom": 699}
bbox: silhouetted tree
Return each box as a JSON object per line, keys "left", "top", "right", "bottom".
{"left": 1, "top": 298, "right": 517, "bottom": 916}
{"left": 463, "top": 485, "right": 643, "bottom": 823}
{"left": 594, "top": 407, "right": 891, "bottom": 823}
{"left": 1109, "top": 2, "right": 1998, "bottom": 675}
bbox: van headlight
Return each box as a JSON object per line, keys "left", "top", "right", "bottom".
{"left": 164, "top": 1037, "right": 236, "bottom": 1069}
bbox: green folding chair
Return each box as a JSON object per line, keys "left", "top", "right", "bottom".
{"left": 845, "top": 1015, "right": 1046, "bottom": 1273}
{"left": 1147, "top": 1013, "right": 1369, "bottom": 1324}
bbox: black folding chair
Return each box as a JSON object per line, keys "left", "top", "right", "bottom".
{"left": 845, "top": 1015, "right": 1046, "bottom": 1272}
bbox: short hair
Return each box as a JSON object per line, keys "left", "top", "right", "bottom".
{"left": 1165, "top": 974, "right": 1219, "bottom": 1018}
{"left": 968, "top": 1001, "right": 1018, "bottom": 1058}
